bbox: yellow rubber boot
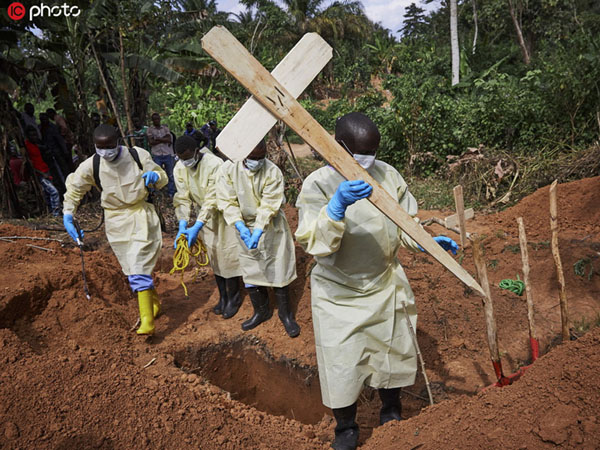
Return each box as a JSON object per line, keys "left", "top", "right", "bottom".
{"left": 151, "top": 288, "right": 161, "bottom": 318}
{"left": 137, "top": 289, "right": 155, "bottom": 335}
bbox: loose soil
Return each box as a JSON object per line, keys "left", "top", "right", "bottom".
{"left": 1, "top": 176, "right": 599, "bottom": 449}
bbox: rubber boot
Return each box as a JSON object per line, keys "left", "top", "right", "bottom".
{"left": 151, "top": 288, "right": 161, "bottom": 318}
{"left": 137, "top": 289, "right": 155, "bottom": 335}
{"left": 378, "top": 388, "right": 402, "bottom": 425}
{"left": 213, "top": 275, "right": 227, "bottom": 315}
{"left": 274, "top": 286, "right": 300, "bottom": 338}
{"left": 331, "top": 402, "right": 359, "bottom": 450}
{"left": 222, "top": 277, "right": 242, "bottom": 319}
{"left": 241, "top": 286, "right": 272, "bottom": 331}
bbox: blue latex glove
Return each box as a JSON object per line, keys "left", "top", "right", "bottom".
{"left": 63, "top": 214, "right": 84, "bottom": 244}
{"left": 326, "top": 180, "right": 373, "bottom": 221}
{"left": 141, "top": 171, "right": 159, "bottom": 186}
{"left": 235, "top": 221, "right": 252, "bottom": 247}
{"left": 174, "top": 220, "right": 188, "bottom": 249}
{"left": 434, "top": 236, "right": 459, "bottom": 255}
{"left": 184, "top": 221, "right": 204, "bottom": 247}
{"left": 248, "top": 228, "right": 263, "bottom": 249}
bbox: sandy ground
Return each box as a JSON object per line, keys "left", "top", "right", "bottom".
{"left": 0, "top": 176, "right": 599, "bottom": 449}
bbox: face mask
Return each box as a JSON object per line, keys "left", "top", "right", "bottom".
{"left": 245, "top": 158, "right": 265, "bottom": 171}
{"left": 95, "top": 145, "right": 120, "bottom": 161}
{"left": 353, "top": 153, "right": 376, "bottom": 170}
{"left": 181, "top": 151, "right": 201, "bottom": 168}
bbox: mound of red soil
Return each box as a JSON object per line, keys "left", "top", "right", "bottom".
{"left": 0, "top": 177, "right": 598, "bottom": 448}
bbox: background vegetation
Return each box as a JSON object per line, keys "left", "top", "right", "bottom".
{"left": 1, "top": 0, "right": 599, "bottom": 216}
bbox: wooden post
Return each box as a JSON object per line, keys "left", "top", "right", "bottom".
{"left": 453, "top": 185, "right": 468, "bottom": 248}
{"left": 472, "top": 238, "right": 504, "bottom": 381}
{"left": 517, "top": 217, "right": 539, "bottom": 361}
{"left": 549, "top": 180, "right": 569, "bottom": 341}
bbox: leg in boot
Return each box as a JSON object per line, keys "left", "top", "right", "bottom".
{"left": 213, "top": 275, "right": 227, "bottom": 315}
{"left": 274, "top": 286, "right": 300, "bottom": 337}
{"left": 378, "top": 388, "right": 402, "bottom": 425}
{"left": 222, "top": 276, "right": 242, "bottom": 319}
{"left": 137, "top": 289, "right": 155, "bottom": 335}
{"left": 151, "top": 288, "right": 161, "bottom": 318}
{"left": 331, "top": 402, "right": 359, "bottom": 450}
{"left": 241, "top": 286, "right": 272, "bottom": 331}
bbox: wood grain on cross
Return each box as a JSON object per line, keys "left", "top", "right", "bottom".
{"left": 202, "top": 26, "right": 485, "bottom": 297}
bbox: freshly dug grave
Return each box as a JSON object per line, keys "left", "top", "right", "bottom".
{"left": 0, "top": 176, "right": 598, "bottom": 448}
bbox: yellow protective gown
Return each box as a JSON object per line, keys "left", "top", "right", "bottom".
{"left": 295, "top": 161, "right": 421, "bottom": 409}
{"left": 216, "top": 159, "right": 296, "bottom": 288}
{"left": 173, "top": 152, "right": 241, "bottom": 278}
{"left": 63, "top": 146, "right": 167, "bottom": 275}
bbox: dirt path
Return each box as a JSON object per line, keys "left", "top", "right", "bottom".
{"left": 0, "top": 176, "right": 599, "bottom": 448}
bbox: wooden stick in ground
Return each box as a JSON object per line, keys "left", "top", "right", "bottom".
{"left": 401, "top": 301, "right": 434, "bottom": 406}
{"left": 549, "top": 180, "right": 569, "bottom": 341}
{"left": 472, "top": 238, "right": 503, "bottom": 380}
{"left": 453, "top": 185, "right": 468, "bottom": 248}
{"left": 517, "top": 217, "right": 539, "bottom": 360}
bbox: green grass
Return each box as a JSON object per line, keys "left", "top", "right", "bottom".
{"left": 407, "top": 176, "right": 456, "bottom": 210}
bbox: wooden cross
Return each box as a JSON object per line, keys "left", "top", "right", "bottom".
{"left": 202, "top": 26, "right": 485, "bottom": 297}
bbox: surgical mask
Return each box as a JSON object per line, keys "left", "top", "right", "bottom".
{"left": 95, "top": 145, "right": 120, "bottom": 161}
{"left": 181, "top": 151, "right": 201, "bottom": 168}
{"left": 353, "top": 153, "right": 376, "bottom": 170}
{"left": 245, "top": 158, "right": 265, "bottom": 171}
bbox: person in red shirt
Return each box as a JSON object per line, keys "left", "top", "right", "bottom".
{"left": 24, "top": 126, "right": 61, "bottom": 216}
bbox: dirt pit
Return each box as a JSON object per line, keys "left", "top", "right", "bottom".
{"left": 1, "top": 176, "right": 599, "bottom": 448}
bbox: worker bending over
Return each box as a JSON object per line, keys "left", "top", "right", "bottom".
{"left": 63, "top": 125, "right": 168, "bottom": 335}
{"left": 172, "top": 135, "right": 242, "bottom": 317}
{"left": 295, "top": 112, "right": 458, "bottom": 450}
{"left": 217, "top": 140, "right": 300, "bottom": 338}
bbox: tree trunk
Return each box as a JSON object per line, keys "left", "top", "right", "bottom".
{"left": 450, "top": 0, "right": 460, "bottom": 86}
{"left": 508, "top": 0, "right": 531, "bottom": 65}
{"left": 471, "top": 0, "right": 478, "bottom": 55}
{"left": 119, "top": 28, "right": 134, "bottom": 146}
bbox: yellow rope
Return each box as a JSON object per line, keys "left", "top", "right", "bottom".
{"left": 170, "top": 235, "right": 209, "bottom": 297}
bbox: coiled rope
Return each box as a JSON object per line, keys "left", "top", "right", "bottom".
{"left": 170, "top": 235, "right": 209, "bottom": 297}
{"left": 499, "top": 275, "right": 525, "bottom": 296}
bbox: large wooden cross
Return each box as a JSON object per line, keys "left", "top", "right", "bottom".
{"left": 202, "top": 26, "right": 485, "bottom": 297}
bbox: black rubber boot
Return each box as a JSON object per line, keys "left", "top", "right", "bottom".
{"left": 378, "top": 388, "right": 402, "bottom": 425}
{"left": 241, "top": 286, "right": 272, "bottom": 331}
{"left": 222, "top": 277, "right": 242, "bottom": 319}
{"left": 274, "top": 286, "right": 300, "bottom": 338}
{"left": 331, "top": 402, "right": 359, "bottom": 450}
{"left": 213, "top": 275, "right": 227, "bottom": 315}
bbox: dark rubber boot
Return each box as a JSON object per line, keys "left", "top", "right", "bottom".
{"left": 241, "top": 287, "right": 272, "bottom": 331}
{"left": 378, "top": 388, "right": 402, "bottom": 425}
{"left": 222, "top": 277, "right": 242, "bottom": 319}
{"left": 213, "top": 275, "right": 227, "bottom": 315}
{"left": 274, "top": 286, "right": 300, "bottom": 338}
{"left": 331, "top": 402, "right": 359, "bottom": 450}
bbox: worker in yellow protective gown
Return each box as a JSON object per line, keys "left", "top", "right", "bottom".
{"left": 63, "top": 125, "right": 168, "bottom": 336}
{"left": 216, "top": 139, "right": 299, "bottom": 337}
{"left": 172, "top": 135, "right": 242, "bottom": 318}
{"left": 295, "top": 113, "right": 458, "bottom": 450}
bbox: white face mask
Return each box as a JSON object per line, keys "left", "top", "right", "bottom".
{"left": 181, "top": 151, "right": 200, "bottom": 168}
{"left": 353, "top": 153, "right": 376, "bottom": 170}
{"left": 245, "top": 158, "right": 265, "bottom": 171}
{"left": 95, "top": 145, "right": 120, "bottom": 161}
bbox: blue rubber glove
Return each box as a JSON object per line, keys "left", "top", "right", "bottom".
{"left": 141, "top": 171, "right": 159, "bottom": 186}
{"left": 326, "top": 180, "right": 373, "bottom": 221}
{"left": 248, "top": 228, "right": 263, "bottom": 249}
{"left": 63, "top": 214, "right": 84, "bottom": 244}
{"left": 185, "top": 221, "right": 204, "bottom": 247}
{"left": 434, "top": 236, "right": 459, "bottom": 255}
{"left": 235, "top": 221, "right": 252, "bottom": 247}
{"left": 174, "top": 220, "right": 188, "bottom": 249}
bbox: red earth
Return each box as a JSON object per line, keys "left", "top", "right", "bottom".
{"left": 0, "top": 176, "right": 599, "bottom": 449}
